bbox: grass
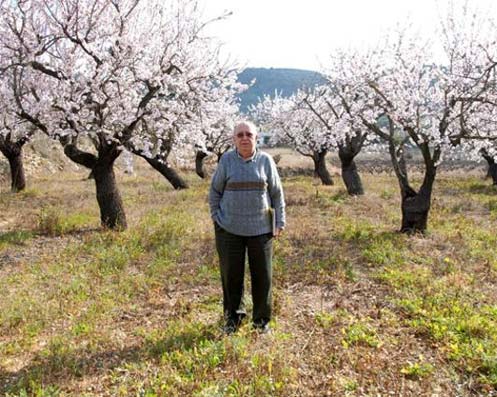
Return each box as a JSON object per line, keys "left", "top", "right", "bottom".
{"left": 37, "top": 207, "right": 98, "bottom": 236}
{"left": 400, "top": 359, "right": 435, "bottom": 379}
{"left": 0, "top": 230, "right": 35, "bottom": 250}
{"left": 0, "top": 161, "right": 496, "bottom": 395}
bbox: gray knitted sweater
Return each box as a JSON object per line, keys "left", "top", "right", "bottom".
{"left": 209, "top": 149, "right": 286, "bottom": 236}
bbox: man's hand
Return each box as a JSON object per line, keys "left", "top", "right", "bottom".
{"left": 274, "top": 227, "right": 284, "bottom": 238}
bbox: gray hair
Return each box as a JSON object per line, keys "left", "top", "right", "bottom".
{"left": 233, "top": 121, "right": 258, "bottom": 136}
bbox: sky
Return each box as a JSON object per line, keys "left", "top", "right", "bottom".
{"left": 199, "top": 0, "right": 497, "bottom": 71}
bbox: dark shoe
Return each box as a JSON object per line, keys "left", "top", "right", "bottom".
{"left": 253, "top": 321, "right": 271, "bottom": 334}
{"left": 223, "top": 317, "right": 242, "bottom": 335}
{"left": 223, "top": 321, "right": 237, "bottom": 335}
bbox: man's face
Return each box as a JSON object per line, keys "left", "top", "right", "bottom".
{"left": 234, "top": 125, "right": 257, "bottom": 155}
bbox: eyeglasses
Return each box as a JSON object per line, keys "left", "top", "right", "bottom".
{"left": 235, "top": 131, "right": 254, "bottom": 139}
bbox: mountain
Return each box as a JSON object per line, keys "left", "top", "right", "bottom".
{"left": 237, "top": 67, "right": 326, "bottom": 112}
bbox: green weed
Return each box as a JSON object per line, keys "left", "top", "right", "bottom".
{"left": 380, "top": 188, "right": 394, "bottom": 199}
{"left": 342, "top": 319, "right": 380, "bottom": 348}
{"left": 315, "top": 311, "right": 335, "bottom": 328}
{"left": 400, "top": 360, "right": 435, "bottom": 379}
{"left": 0, "top": 230, "right": 34, "bottom": 250}
{"left": 37, "top": 207, "right": 96, "bottom": 236}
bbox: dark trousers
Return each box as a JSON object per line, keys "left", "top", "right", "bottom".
{"left": 214, "top": 222, "right": 273, "bottom": 325}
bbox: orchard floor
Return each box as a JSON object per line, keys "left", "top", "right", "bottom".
{"left": 0, "top": 162, "right": 497, "bottom": 396}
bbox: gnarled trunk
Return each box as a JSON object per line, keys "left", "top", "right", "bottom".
{"left": 143, "top": 157, "right": 188, "bottom": 190}
{"left": 338, "top": 146, "right": 364, "bottom": 196}
{"left": 127, "top": 145, "right": 188, "bottom": 190}
{"left": 62, "top": 140, "right": 127, "bottom": 230}
{"left": 0, "top": 140, "right": 26, "bottom": 192}
{"left": 380, "top": 122, "right": 438, "bottom": 234}
{"left": 195, "top": 150, "right": 209, "bottom": 179}
{"left": 489, "top": 164, "right": 497, "bottom": 186}
{"left": 93, "top": 157, "right": 127, "bottom": 230}
{"left": 8, "top": 151, "right": 25, "bottom": 192}
{"left": 482, "top": 152, "right": 497, "bottom": 185}
{"left": 311, "top": 150, "right": 333, "bottom": 185}
{"left": 400, "top": 166, "right": 436, "bottom": 234}
{"left": 400, "top": 190, "right": 431, "bottom": 233}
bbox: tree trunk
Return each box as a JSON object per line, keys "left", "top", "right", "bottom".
{"left": 144, "top": 157, "right": 188, "bottom": 190}
{"left": 400, "top": 190, "right": 431, "bottom": 233}
{"left": 61, "top": 139, "right": 127, "bottom": 230}
{"left": 125, "top": 145, "right": 188, "bottom": 189}
{"left": 338, "top": 146, "right": 364, "bottom": 195}
{"left": 489, "top": 163, "right": 497, "bottom": 185}
{"left": 8, "top": 151, "right": 26, "bottom": 192}
{"left": 399, "top": 167, "right": 436, "bottom": 234}
{"left": 195, "top": 150, "right": 209, "bottom": 179}
{"left": 0, "top": 140, "right": 26, "bottom": 192}
{"left": 482, "top": 152, "right": 497, "bottom": 185}
{"left": 93, "top": 156, "right": 127, "bottom": 230}
{"left": 311, "top": 150, "right": 333, "bottom": 185}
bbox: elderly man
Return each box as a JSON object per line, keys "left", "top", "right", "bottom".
{"left": 209, "top": 121, "right": 286, "bottom": 334}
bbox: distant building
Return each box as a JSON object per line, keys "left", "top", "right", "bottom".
{"left": 257, "top": 131, "right": 272, "bottom": 147}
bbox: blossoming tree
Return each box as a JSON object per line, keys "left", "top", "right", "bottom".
{"left": 0, "top": 0, "right": 233, "bottom": 228}
{"left": 0, "top": 75, "right": 36, "bottom": 192}
{"left": 252, "top": 91, "right": 335, "bottom": 185}
{"left": 352, "top": 17, "right": 497, "bottom": 232}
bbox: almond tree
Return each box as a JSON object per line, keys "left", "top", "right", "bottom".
{"left": 251, "top": 92, "right": 335, "bottom": 185}
{"left": 168, "top": 69, "right": 245, "bottom": 179}
{"left": 0, "top": 77, "right": 35, "bottom": 192}
{"left": 455, "top": 102, "right": 497, "bottom": 185}
{"left": 481, "top": 148, "right": 497, "bottom": 185}
{"left": 125, "top": 61, "right": 244, "bottom": 188}
{"left": 195, "top": 75, "right": 247, "bottom": 178}
{"left": 0, "top": 129, "right": 30, "bottom": 193}
{"left": 0, "top": 0, "right": 233, "bottom": 228}
{"left": 193, "top": 108, "right": 237, "bottom": 179}
{"left": 299, "top": 84, "right": 371, "bottom": 195}
{"left": 354, "top": 16, "right": 497, "bottom": 232}
{"left": 253, "top": 85, "right": 373, "bottom": 193}
{"left": 258, "top": 51, "right": 379, "bottom": 195}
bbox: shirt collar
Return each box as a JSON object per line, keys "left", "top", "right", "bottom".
{"left": 236, "top": 149, "right": 257, "bottom": 162}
